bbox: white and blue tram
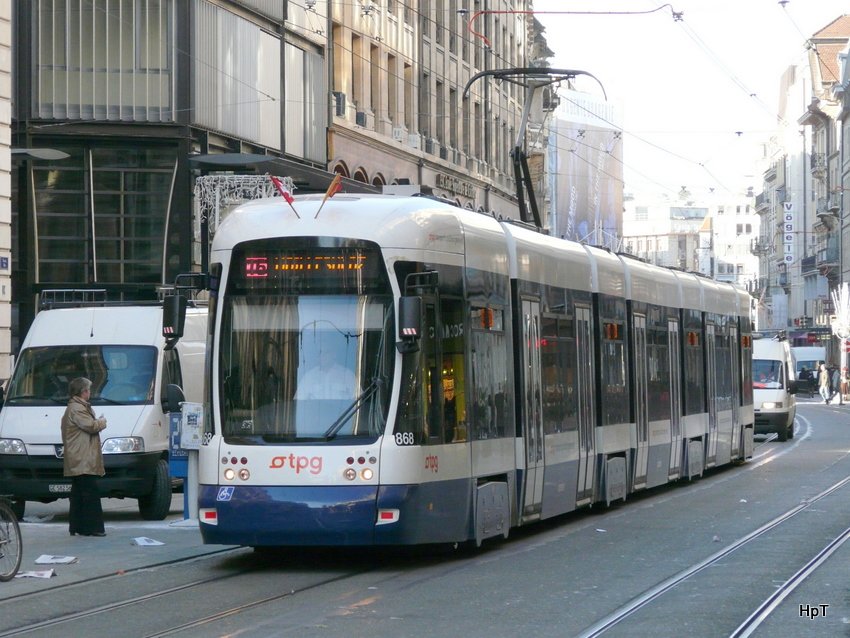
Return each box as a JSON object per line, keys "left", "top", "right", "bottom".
{"left": 185, "top": 193, "right": 754, "bottom": 547}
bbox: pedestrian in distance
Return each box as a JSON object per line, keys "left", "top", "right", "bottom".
{"left": 61, "top": 377, "right": 108, "bottom": 537}
{"left": 818, "top": 362, "right": 831, "bottom": 404}
{"left": 832, "top": 366, "right": 844, "bottom": 406}
{"left": 799, "top": 366, "right": 814, "bottom": 397}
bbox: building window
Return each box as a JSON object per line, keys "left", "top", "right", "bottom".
{"left": 25, "top": 145, "right": 177, "bottom": 285}
{"left": 34, "top": 0, "right": 175, "bottom": 121}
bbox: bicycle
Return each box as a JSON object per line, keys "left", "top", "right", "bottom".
{"left": 0, "top": 497, "right": 22, "bottom": 581}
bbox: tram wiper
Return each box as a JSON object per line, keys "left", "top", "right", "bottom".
{"left": 323, "top": 377, "right": 384, "bottom": 440}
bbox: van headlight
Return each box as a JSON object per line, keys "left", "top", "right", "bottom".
{"left": 0, "top": 438, "right": 26, "bottom": 455}
{"left": 102, "top": 437, "right": 145, "bottom": 454}
{"left": 761, "top": 402, "right": 782, "bottom": 409}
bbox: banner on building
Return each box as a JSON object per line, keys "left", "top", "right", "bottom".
{"left": 783, "top": 202, "right": 794, "bottom": 264}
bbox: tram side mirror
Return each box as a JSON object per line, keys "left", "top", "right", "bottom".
{"left": 163, "top": 294, "right": 188, "bottom": 351}
{"left": 397, "top": 296, "right": 422, "bottom": 354}
{"left": 162, "top": 383, "right": 185, "bottom": 414}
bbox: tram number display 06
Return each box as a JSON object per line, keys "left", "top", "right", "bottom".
{"left": 243, "top": 254, "right": 366, "bottom": 279}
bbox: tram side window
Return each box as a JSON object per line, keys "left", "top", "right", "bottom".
{"left": 600, "top": 322, "right": 628, "bottom": 425}
{"left": 683, "top": 310, "right": 705, "bottom": 416}
{"left": 541, "top": 315, "right": 577, "bottom": 434}
{"left": 714, "top": 327, "right": 733, "bottom": 411}
{"left": 396, "top": 297, "right": 467, "bottom": 445}
{"left": 647, "top": 325, "right": 671, "bottom": 422}
{"left": 440, "top": 298, "right": 467, "bottom": 443}
{"left": 740, "top": 318, "right": 753, "bottom": 405}
{"left": 469, "top": 307, "right": 510, "bottom": 440}
{"left": 396, "top": 304, "right": 437, "bottom": 444}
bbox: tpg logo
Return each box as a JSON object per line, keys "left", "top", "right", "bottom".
{"left": 269, "top": 454, "right": 323, "bottom": 475}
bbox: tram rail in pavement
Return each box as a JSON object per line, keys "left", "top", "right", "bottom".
{"left": 0, "top": 494, "right": 231, "bottom": 599}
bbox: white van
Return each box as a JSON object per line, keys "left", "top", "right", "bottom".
{"left": 753, "top": 336, "right": 798, "bottom": 442}
{"left": 0, "top": 293, "right": 207, "bottom": 520}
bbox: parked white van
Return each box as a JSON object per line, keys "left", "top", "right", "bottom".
{"left": 753, "top": 336, "right": 798, "bottom": 442}
{"left": 0, "top": 291, "right": 207, "bottom": 520}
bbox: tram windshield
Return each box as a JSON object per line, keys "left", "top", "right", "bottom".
{"left": 219, "top": 242, "right": 394, "bottom": 443}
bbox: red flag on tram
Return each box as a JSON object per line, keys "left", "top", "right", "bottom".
{"left": 268, "top": 174, "right": 299, "bottom": 218}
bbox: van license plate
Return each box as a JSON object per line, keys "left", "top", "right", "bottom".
{"left": 49, "top": 484, "right": 72, "bottom": 493}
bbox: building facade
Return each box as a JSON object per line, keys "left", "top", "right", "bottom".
{"left": 10, "top": 0, "right": 547, "bottom": 355}
{"left": 623, "top": 193, "right": 759, "bottom": 294}
{"left": 753, "top": 15, "right": 850, "bottom": 344}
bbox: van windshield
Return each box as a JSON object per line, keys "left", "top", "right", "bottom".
{"left": 753, "top": 359, "right": 783, "bottom": 389}
{"left": 6, "top": 345, "right": 157, "bottom": 406}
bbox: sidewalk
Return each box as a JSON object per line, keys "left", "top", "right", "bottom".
{"left": 1, "top": 494, "right": 233, "bottom": 599}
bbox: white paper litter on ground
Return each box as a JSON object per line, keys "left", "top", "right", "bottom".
{"left": 15, "top": 569, "right": 56, "bottom": 579}
{"left": 34, "top": 554, "right": 77, "bottom": 564}
{"left": 132, "top": 536, "right": 164, "bottom": 546}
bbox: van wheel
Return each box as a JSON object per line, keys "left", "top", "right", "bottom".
{"left": 138, "top": 459, "right": 171, "bottom": 520}
{"left": 777, "top": 426, "right": 788, "bottom": 442}
{"left": 787, "top": 423, "right": 795, "bottom": 440}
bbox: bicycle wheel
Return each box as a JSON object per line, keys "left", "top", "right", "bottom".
{"left": 0, "top": 499, "right": 22, "bottom": 581}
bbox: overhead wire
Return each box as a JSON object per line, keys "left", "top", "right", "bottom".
{"left": 71, "top": 0, "right": 783, "bottom": 197}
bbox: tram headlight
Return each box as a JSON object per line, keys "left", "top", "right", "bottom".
{"left": 223, "top": 468, "right": 236, "bottom": 481}
{"left": 361, "top": 468, "right": 374, "bottom": 481}
{"left": 238, "top": 468, "right": 250, "bottom": 481}
{"left": 343, "top": 468, "right": 357, "bottom": 481}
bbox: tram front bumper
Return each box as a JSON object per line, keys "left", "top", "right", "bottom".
{"left": 198, "top": 484, "right": 379, "bottom": 546}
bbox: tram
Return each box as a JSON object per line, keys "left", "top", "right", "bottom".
{"left": 170, "top": 193, "right": 754, "bottom": 547}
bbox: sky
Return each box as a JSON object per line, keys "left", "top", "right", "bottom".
{"left": 532, "top": 0, "right": 849, "bottom": 202}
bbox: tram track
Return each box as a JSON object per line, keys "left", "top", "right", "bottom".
{"left": 576, "top": 469, "right": 850, "bottom": 637}
{"left": 0, "top": 548, "right": 247, "bottom": 637}
{"left": 0, "top": 546, "right": 243, "bottom": 608}
{"left": 1, "top": 414, "right": 833, "bottom": 637}
{"left": 0, "top": 545, "right": 390, "bottom": 637}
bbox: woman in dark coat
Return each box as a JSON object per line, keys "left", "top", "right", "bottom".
{"left": 61, "top": 377, "right": 108, "bottom": 536}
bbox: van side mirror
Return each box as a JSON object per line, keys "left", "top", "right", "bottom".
{"left": 163, "top": 295, "right": 188, "bottom": 350}
{"left": 396, "top": 296, "right": 422, "bottom": 354}
{"left": 161, "top": 383, "right": 185, "bottom": 414}
{"left": 788, "top": 380, "right": 798, "bottom": 395}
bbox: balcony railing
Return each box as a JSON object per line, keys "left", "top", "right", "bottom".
{"left": 755, "top": 191, "right": 771, "bottom": 213}
{"left": 750, "top": 238, "right": 770, "bottom": 255}
{"left": 816, "top": 242, "right": 839, "bottom": 268}
{"left": 801, "top": 255, "right": 817, "bottom": 275}
{"left": 811, "top": 152, "right": 826, "bottom": 177}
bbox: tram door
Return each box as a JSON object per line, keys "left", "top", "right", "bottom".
{"left": 632, "top": 314, "right": 649, "bottom": 490}
{"left": 705, "top": 323, "right": 718, "bottom": 466}
{"left": 729, "top": 324, "right": 742, "bottom": 457}
{"left": 520, "top": 299, "right": 544, "bottom": 518}
{"left": 667, "top": 319, "right": 683, "bottom": 479}
{"left": 575, "top": 306, "right": 596, "bottom": 505}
